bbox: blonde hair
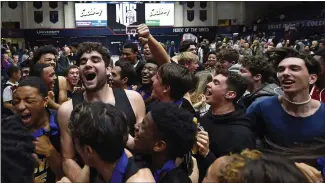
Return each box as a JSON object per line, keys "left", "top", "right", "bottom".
{"left": 177, "top": 52, "right": 197, "bottom": 66}
{"left": 220, "top": 149, "right": 263, "bottom": 182}
{"left": 190, "top": 71, "right": 212, "bottom": 105}
{"left": 219, "top": 149, "right": 311, "bottom": 183}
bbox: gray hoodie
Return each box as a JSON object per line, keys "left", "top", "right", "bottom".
{"left": 242, "top": 83, "right": 282, "bottom": 107}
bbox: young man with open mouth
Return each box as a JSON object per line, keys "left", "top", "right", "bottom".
{"left": 58, "top": 42, "right": 145, "bottom": 182}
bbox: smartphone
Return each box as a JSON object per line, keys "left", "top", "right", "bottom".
{"left": 197, "top": 123, "right": 204, "bottom": 131}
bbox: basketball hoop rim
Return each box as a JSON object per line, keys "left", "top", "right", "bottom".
{"left": 127, "top": 33, "right": 137, "bottom": 38}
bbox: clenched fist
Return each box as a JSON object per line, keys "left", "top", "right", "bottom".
{"left": 137, "top": 24, "right": 151, "bottom": 45}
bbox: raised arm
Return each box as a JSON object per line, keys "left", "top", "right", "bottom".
{"left": 138, "top": 24, "right": 171, "bottom": 66}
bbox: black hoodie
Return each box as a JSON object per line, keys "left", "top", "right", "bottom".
{"left": 197, "top": 107, "right": 255, "bottom": 182}
{"left": 201, "top": 107, "right": 255, "bottom": 157}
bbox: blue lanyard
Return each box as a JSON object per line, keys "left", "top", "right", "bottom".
{"left": 153, "top": 160, "right": 176, "bottom": 183}
{"left": 32, "top": 111, "right": 58, "bottom": 139}
{"left": 110, "top": 151, "right": 128, "bottom": 183}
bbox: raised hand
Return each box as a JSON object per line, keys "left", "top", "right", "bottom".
{"left": 137, "top": 24, "right": 151, "bottom": 45}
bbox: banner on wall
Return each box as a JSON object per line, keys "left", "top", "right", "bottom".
{"left": 259, "top": 19, "right": 325, "bottom": 30}
{"left": 75, "top": 3, "right": 108, "bottom": 27}
{"left": 145, "top": 3, "right": 174, "bottom": 26}
{"left": 107, "top": 2, "right": 145, "bottom": 32}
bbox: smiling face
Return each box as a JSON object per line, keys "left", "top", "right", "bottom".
{"left": 66, "top": 68, "right": 80, "bottom": 87}
{"left": 186, "top": 60, "right": 199, "bottom": 73}
{"left": 12, "top": 86, "right": 48, "bottom": 128}
{"left": 121, "top": 48, "right": 137, "bottom": 64}
{"left": 42, "top": 66, "right": 57, "bottom": 91}
{"left": 207, "top": 53, "right": 217, "bottom": 68}
{"left": 277, "top": 57, "right": 316, "bottom": 93}
{"left": 134, "top": 112, "right": 156, "bottom": 154}
{"left": 111, "top": 66, "right": 125, "bottom": 88}
{"left": 143, "top": 44, "right": 153, "bottom": 61}
{"left": 21, "top": 67, "right": 30, "bottom": 80}
{"left": 38, "top": 53, "right": 57, "bottom": 69}
{"left": 79, "top": 51, "right": 109, "bottom": 92}
{"left": 187, "top": 45, "right": 197, "bottom": 55}
{"left": 141, "top": 63, "right": 158, "bottom": 85}
{"left": 151, "top": 73, "right": 167, "bottom": 100}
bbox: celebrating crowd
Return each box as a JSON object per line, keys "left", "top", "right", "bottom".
{"left": 1, "top": 24, "right": 325, "bottom": 183}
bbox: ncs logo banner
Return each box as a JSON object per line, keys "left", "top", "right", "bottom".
{"left": 115, "top": 3, "right": 137, "bottom": 26}
{"left": 107, "top": 2, "right": 145, "bottom": 33}
{"left": 75, "top": 3, "right": 108, "bottom": 27}
{"left": 145, "top": 3, "right": 174, "bottom": 26}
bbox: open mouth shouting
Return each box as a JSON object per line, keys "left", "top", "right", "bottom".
{"left": 84, "top": 72, "right": 97, "bottom": 82}
{"left": 281, "top": 79, "right": 295, "bottom": 88}
{"left": 20, "top": 113, "right": 32, "bottom": 125}
{"left": 71, "top": 78, "right": 79, "bottom": 84}
{"left": 205, "top": 88, "right": 212, "bottom": 97}
{"left": 142, "top": 74, "right": 151, "bottom": 83}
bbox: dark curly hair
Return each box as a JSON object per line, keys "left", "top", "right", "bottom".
{"left": 20, "top": 59, "right": 33, "bottom": 68}
{"left": 241, "top": 55, "right": 277, "bottom": 83}
{"left": 123, "top": 42, "right": 138, "bottom": 53}
{"left": 1, "top": 116, "right": 35, "bottom": 183}
{"left": 17, "top": 76, "right": 48, "bottom": 98}
{"left": 267, "top": 48, "right": 321, "bottom": 75}
{"left": 75, "top": 42, "right": 111, "bottom": 67}
{"left": 7, "top": 65, "right": 20, "bottom": 78}
{"left": 32, "top": 46, "right": 58, "bottom": 65}
{"left": 219, "top": 71, "right": 248, "bottom": 103}
{"left": 150, "top": 102, "right": 197, "bottom": 159}
{"left": 219, "top": 49, "right": 239, "bottom": 64}
{"left": 30, "top": 63, "right": 51, "bottom": 78}
{"left": 114, "top": 60, "right": 138, "bottom": 86}
{"left": 179, "top": 40, "right": 197, "bottom": 53}
{"left": 69, "top": 101, "right": 128, "bottom": 163}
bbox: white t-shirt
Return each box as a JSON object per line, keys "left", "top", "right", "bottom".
{"left": 2, "top": 81, "right": 18, "bottom": 102}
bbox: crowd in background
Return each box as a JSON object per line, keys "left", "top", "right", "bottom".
{"left": 1, "top": 23, "right": 325, "bottom": 183}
